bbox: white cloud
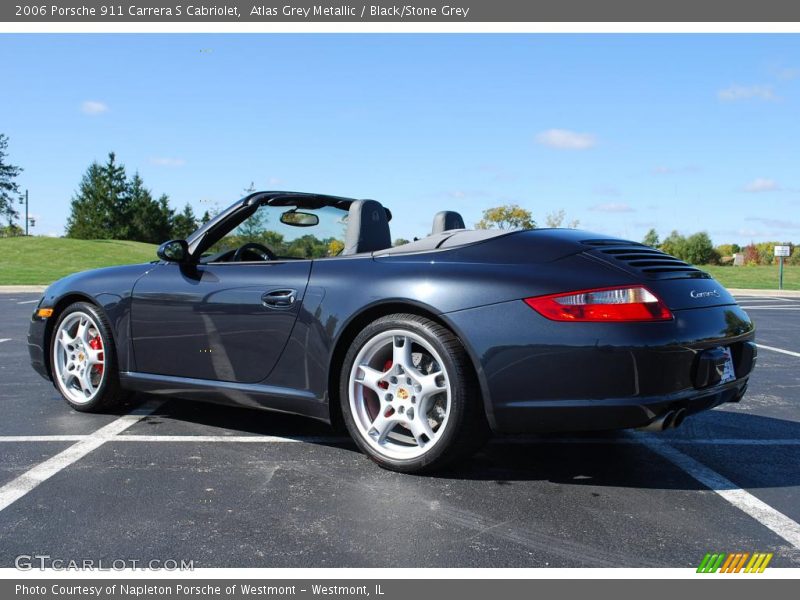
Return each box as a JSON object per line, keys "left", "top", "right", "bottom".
{"left": 535, "top": 129, "right": 596, "bottom": 150}
{"left": 81, "top": 100, "right": 109, "bottom": 115}
{"left": 149, "top": 157, "right": 186, "bottom": 168}
{"left": 590, "top": 202, "right": 635, "bottom": 213}
{"left": 773, "top": 66, "right": 800, "bottom": 80}
{"left": 745, "top": 217, "right": 800, "bottom": 230}
{"left": 592, "top": 185, "right": 621, "bottom": 197}
{"left": 653, "top": 165, "right": 700, "bottom": 175}
{"left": 476, "top": 165, "right": 517, "bottom": 182}
{"left": 743, "top": 178, "right": 780, "bottom": 193}
{"left": 717, "top": 85, "right": 778, "bottom": 102}
{"left": 443, "top": 189, "right": 489, "bottom": 200}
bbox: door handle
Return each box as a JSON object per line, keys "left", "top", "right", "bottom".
{"left": 261, "top": 289, "right": 297, "bottom": 309}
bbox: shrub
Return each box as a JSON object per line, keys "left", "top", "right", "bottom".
{"left": 741, "top": 244, "right": 758, "bottom": 265}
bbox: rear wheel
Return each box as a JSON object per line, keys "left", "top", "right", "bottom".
{"left": 50, "top": 302, "right": 127, "bottom": 412}
{"left": 340, "top": 314, "right": 487, "bottom": 473}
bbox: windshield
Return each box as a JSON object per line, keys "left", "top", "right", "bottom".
{"left": 204, "top": 204, "right": 348, "bottom": 260}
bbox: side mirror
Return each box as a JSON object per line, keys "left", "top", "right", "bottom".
{"left": 157, "top": 239, "right": 189, "bottom": 263}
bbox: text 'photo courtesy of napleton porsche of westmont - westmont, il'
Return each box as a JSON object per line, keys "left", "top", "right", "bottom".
{"left": 0, "top": 5, "right": 800, "bottom": 592}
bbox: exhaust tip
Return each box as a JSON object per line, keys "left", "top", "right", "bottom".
{"left": 639, "top": 410, "right": 675, "bottom": 432}
{"left": 671, "top": 408, "right": 687, "bottom": 429}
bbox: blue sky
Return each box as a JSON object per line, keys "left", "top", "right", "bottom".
{"left": 1, "top": 34, "right": 799, "bottom": 244}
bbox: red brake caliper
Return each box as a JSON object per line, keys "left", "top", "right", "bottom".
{"left": 89, "top": 335, "right": 104, "bottom": 376}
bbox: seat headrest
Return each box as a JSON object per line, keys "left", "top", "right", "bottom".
{"left": 431, "top": 211, "right": 466, "bottom": 235}
{"left": 342, "top": 200, "right": 392, "bottom": 255}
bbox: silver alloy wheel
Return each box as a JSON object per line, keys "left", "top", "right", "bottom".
{"left": 348, "top": 329, "right": 452, "bottom": 460}
{"left": 52, "top": 311, "right": 106, "bottom": 405}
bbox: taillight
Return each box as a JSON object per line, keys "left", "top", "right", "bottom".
{"left": 524, "top": 286, "right": 672, "bottom": 322}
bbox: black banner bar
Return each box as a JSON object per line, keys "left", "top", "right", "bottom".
{"left": 5, "top": 579, "right": 800, "bottom": 600}
{"left": 4, "top": 0, "right": 800, "bottom": 22}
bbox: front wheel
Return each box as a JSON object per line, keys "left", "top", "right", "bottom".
{"left": 50, "top": 302, "right": 127, "bottom": 412}
{"left": 340, "top": 314, "right": 487, "bottom": 473}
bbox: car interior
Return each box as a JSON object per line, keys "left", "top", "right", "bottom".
{"left": 198, "top": 196, "right": 466, "bottom": 263}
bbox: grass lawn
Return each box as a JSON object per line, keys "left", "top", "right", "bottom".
{"left": 0, "top": 237, "right": 796, "bottom": 290}
{"left": 701, "top": 264, "right": 799, "bottom": 291}
{"left": 0, "top": 237, "right": 158, "bottom": 285}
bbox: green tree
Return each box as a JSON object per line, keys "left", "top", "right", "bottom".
{"left": 171, "top": 204, "right": 199, "bottom": 239}
{"left": 393, "top": 238, "right": 410, "bottom": 246}
{"left": 126, "top": 174, "right": 174, "bottom": 243}
{"left": 715, "top": 243, "right": 740, "bottom": 257}
{"left": 642, "top": 228, "right": 660, "bottom": 248}
{"left": 683, "top": 232, "right": 719, "bottom": 265}
{"left": 660, "top": 230, "right": 687, "bottom": 259}
{"left": 236, "top": 209, "right": 266, "bottom": 239}
{"left": 200, "top": 210, "right": 212, "bottom": 225}
{"left": 0, "top": 134, "right": 22, "bottom": 227}
{"left": 235, "top": 183, "right": 266, "bottom": 239}
{"left": 476, "top": 204, "right": 535, "bottom": 230}
{"left": 66, "top": 152, "right": 129, "bottom": 239}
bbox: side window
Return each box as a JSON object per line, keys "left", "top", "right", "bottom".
{"left": 205, "top": 205, "right": 347, "bottom": 260}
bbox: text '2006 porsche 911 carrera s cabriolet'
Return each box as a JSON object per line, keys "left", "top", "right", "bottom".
{"left": 28, "top": 191, "right": 756, "bottom": 472}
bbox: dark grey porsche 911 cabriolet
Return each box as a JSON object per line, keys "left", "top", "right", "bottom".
{"left": 28, "top": 191, "right": 756, "bottom": 472}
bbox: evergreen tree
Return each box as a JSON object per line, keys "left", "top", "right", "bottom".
{"left": 66, "top": 152, "right": 129, "bottom": 239}
{"left": 126, "top": 174, "right": 174, "bottom": 243}
{"left": 236, "top": 182, "right": 265, "bottom": 238}
{"left": 172, "top": 203, "right": 199, "bottom": 239}
{"left": 0, "top": 134, "right": 22, "bottom": 227}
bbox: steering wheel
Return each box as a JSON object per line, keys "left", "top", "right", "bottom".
{"left": 232, "top": 242, "right": 276, "bottom": 262}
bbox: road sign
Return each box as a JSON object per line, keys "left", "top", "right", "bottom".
{"left": 774, "top": 245, "right": 791, "bottom": 257}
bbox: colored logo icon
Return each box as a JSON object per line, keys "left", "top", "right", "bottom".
{"left": 697, "top": 552, "right": 773, "bottom": 573}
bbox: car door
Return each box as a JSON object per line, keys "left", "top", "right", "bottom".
{"left": 129, "top": 260, "right": 311, "bottom": 383}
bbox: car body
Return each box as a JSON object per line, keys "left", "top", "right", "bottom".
{"left": 28, "top": 191, "right": 756, "bottom": 472}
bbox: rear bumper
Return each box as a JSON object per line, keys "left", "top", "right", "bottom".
{"left": 489, "top": 377, "right": 749, "bottom": 433}
{"left": 443, "top": 300, "right": 756, "bottom": 433}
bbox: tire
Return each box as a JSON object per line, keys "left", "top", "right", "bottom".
{"left": 50, "top": 301, "right": 128, "bottom": 412}
{"left": 340, "top": 313, "right": 488, "bottom": 473}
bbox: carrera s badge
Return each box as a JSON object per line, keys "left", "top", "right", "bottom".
{"left": 690, "top": 289, "right": 721, "bottom": 299}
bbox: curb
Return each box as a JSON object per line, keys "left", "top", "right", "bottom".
{"left": 0, "top": 285, "right": 47, "bottom": 294}
{"left": 728, "top": 288, "right": 800, "bottom": 297}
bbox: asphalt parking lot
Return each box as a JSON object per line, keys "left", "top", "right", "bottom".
{"left": 0, "top": 292, "right": 799, "bottom": 568}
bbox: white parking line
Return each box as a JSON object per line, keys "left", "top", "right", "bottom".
{"left": 113, "top": 434, "right": 351, "bottom": 443}
{"left": 0, "top": 402, "right": 161, "bottom": 513}
{"left": 642, "top": 439, "right": 800, "bottom": 550}
{"left": 3, "top": 426, "right": 799, "bottom": 550}
{"left": 1, "top": 435, "right": 798, "bottom": 446}
{"left": 16, "top": 299, "right": 38, "bottom": 305}
{"left": 0, "top": 435, "right": 85, "bottom": 442}
{"left": 740, "top": 304, "right": 800, "bottom": 310}
{"left": 757, "top": 344, "right": 800, "bottom": 358}
{"left": 0, "top": 339, "right": 10, "bottom": 344}
{"left": 495, "top": 437, "right": 800, "bottom": 446}
{"left": 736, "top": 296, "right": 797, "bottom": 302}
